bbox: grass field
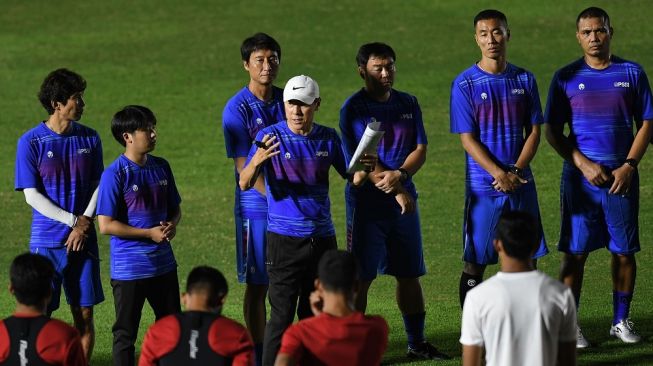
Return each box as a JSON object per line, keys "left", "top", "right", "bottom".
{"left": 2, "top": 0, "right": 653, "bottom": 364}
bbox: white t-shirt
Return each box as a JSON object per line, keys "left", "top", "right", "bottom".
{"left": 460, "top": 270, "right": 576, "bottom": 366}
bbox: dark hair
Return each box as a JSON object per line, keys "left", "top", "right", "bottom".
{"left": 10, "top": 253, "right": 54, "bottom": 307}
{"left": 38, "top": 68, "right": 86, "bottom": 115}
{"left": 495, "top": 211, "right": 540, "bottom": 260}
{"left": 356, "top": 42, "right": 396, "bottom": 67}
{"left": 473, "top": 9, "right": 508, "bottom": 28}
{"left": 186, "top": 266, "right": 228, "bottom": 307}
{"left": 318, "top": 250, "right": 359, "bottom": 294}
{"left": 577, "top": 7, "right": 611, "bottom": 29}
{"left": 241, "top": 32, "right": 281, "bottom": 62}
{"left": 111, "top": 105, "right": 157, "bottom": 146}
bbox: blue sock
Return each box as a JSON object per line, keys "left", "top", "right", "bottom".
{"left": 613, "top": 291, "right": 633, "bottom": 325}
{"left": 255, "top": 343, "right": 263, "bottom": 366}
{"left": 402, "top": 312, "right": 425, "bottom": 348}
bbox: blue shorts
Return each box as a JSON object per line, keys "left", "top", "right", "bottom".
{"left": 31, "top": 243, "right": 104, "bottom": 312}
{"left": 235, "top": 216, "right": 269, "bottom": 284}
{"left": 346, "top": 202, "right": 426, "bottom": 281}
{"left": 463, "top": 188, "right": 548, "bottom": 265}
{"left": 558, "top": 168, "right": 639, "bottom": 255}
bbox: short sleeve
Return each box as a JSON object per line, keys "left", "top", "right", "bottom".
{"left": 331, "top": 130, "right": 348, "bottom": 179}
{"left": 412, "top": 97, "right": 428, "bottom": 145}
{"left": 209, "top": 318, "right": 254, "bottom": 366}
{"left": 15, "top": 135, "right": 40, "bottom": 190}
{"left": 544, "top": 71, "right": 571, "bottom": 125}
{"left": 527, "top": 75, "right": 544, "bottom": 125}
{"left": 138, "top": 316, "right": 180, "bottom": 366}
{"left": 450, "top": 78, "right": 476, "bottom": 134}
{"left": 223, "top": 102, "right": 254, "bottom": 158}
{"left": 164, "top": 161, "right": 182, "bottom": 208}
{"left": 96, "top": 167, "right": 121, "bottom": 218}
{"left": 278, "top": 323, "right": 305, "bottom": 364}
{"left": 634, "top": 69, "right": 653, "bottom": 121}
{"left": 339, "top": 102, "right": 358, "bottom": 162}
{"left": 459, "top": 293, "right": 484, "bottom": 346}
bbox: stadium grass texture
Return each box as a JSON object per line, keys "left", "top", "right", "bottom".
{"left": 1, "top": 0, "right": 652, "bottom": 364}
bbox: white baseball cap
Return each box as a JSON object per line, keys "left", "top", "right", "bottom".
{"left": 283, "top": 75, "right": 320, "bottom": 105}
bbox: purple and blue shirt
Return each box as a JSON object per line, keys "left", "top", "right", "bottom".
{"left": 222, "top": 86, "right": 285, "bottom": 219}
{"left": 97, "top": 154, "right": 180, "bottom": 281}
{"left": 247, "top": 121, "right": 347, "bottom": 238}
{"left": 15, "top": 121, "right": 103, "bottom": 248}
{"left": 450, "top": 63, "right": 543, "bottom": 196}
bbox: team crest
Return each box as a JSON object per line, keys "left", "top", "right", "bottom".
{"left": 256, "top": 118, "right": 263, "bottom": 125}
{"left": 481, "top": 92, "right": 488, "bottom": 100}
{"left": 132, "top": 184, "right": 139, "bottom": 192}
{"left": 578, "top": 83, "right": 585, "bottom": 90}
{"left": 285, "top": 152, "right": 291, "bottom": 159}
{"left": 47, "top": 151, "right": 53, "bottom": 158}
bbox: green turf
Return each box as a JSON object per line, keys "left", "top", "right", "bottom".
{"left": 1, "top": 0, "right": 653, "bottom": 364}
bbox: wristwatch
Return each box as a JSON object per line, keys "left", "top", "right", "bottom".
{"left": 509, "top": 165, "right": 524, "bottom": 178}
{"left": 398, "top": 168, "right": 410, "bottom": 183}
{"left": 624, "top": 158, "right": 638, "bottom": 169}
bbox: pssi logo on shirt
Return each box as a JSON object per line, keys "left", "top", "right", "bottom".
{"left": 316, "top": 151, "right": 329, "bottom": 157}
{"left": 77, "top": 148, "right": 91, "bottom": 154}
{"left": 159, "top": 179, "right": 168, "bottom": 186}
{"left": 511, "top": 89, "right": 525, "bottom": 95}
{"left": 614, "top": 82, "right": 630, "bottom": 88}
{"left": 400, "top": 113, "right": 413, "bottom": 120}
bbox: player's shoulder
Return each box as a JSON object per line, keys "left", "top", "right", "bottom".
{"left": 18, "top": 122, "right": 48, "bottom": 143}
{"left": 224, "top": 86, "right": 251, "bottom": 110}
{"left": 452, "top": 64, "right": 485, "bottom": 90}
{"left": 361, "top": 313, "right": 389, "bottom": 331}
{"left": 71, "top": 121, "right": 100, "bottom": 137}
{"left": 612, "top": 56, "right": 647, "bottom": 74}
{"left": 311, "top": 123, "right": 339, "bottom": 138}
{"left": 391, "top": 89, "right": 419, "bottom": 105}
{"left": 506, "top": 63, "right": 537, "bottom": 81}
{"left": 553, "top": 58, "right": 586, "bottom": 78}
{"left": 341, "top": 88, "right": 368, "bottom": 109}
{"left": 213, "top": 315, "right": 248, "bottom": 333}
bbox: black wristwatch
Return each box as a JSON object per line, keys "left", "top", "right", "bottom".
{"left": 398, "top": 168, "right": 410, "bottom": 183}
{"left": 624, "top": 158, "right": 638, "bottom": 169}
{"left": 509, "top": 165, "right": 524, "bottom": 178}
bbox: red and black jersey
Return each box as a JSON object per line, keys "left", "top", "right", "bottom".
{"left": 139, "top": 311, "right": 254, "bottom": 366}
{"left": 279, "top": 312, "right": 388, "bottom": 365}
{"left": 0, "top": 314, "right": 86, "bottom": 366}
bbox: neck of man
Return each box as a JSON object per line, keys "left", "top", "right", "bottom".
{"left": 288, "top": 121, "right": 313, "bottom": 136}
{"left": 499, "top": 256, "right": 535, "bottom": 273}
{"left": 584, "top": 53, "right": 612, "bottom": 70}
{"left": 321, "top": 292, "right": 356, "bottom": 317}
{"left": 365, "top": 87, "right": 391, "bottom": 103}
{"left": 124, "top": 150, "right": 148, "bottom": 166}
{"left": 45, "top": 113, "right": 72, "bottom": 134}
{"left": 14, "top": 302, "right": 46, "bottom": 317}
{"left": 248, "top": 81, "right": 274, "bottom": 102}
{"left": 478, "top": 56, "right": 508, "bottom": 75}
{"left": 184, "top": 293, "right": 222, "bottom": 314}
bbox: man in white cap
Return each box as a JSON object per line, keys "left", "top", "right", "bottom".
{"left": 240, "top": 75, "right": 376, "bottom": 366}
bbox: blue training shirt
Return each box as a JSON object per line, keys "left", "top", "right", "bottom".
{"left": 450, "top": 63, "right": 543, "bottom": 196}
{"left": 97, "top": 154, "right": 180, "bottom": 280}
{"left": 246, "top": 121, "right": 347, "bottom": 238}
{"left": 545, "top": 56, "right": 653, "bottom": 171}
{"left": 15, "top": 121, "right": 103, "bottom": 248}
{"left": 340, "top": 88, "right": 427, "bottom": 211}
{"left": 222, "top": 86, "right": 285, "bottom": 219}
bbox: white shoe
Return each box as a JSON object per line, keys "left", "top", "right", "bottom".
{"left": 610, "top": 319, "right": 641, "bottom": 343}
{"left": 576, "top": 325, "right": 590, "bottom": 348}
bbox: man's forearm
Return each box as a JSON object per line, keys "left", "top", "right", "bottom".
{"left": 514, "top": 124, "right": 540, "bottom": 169}
{"left": 98, "top": 215, "right": 151, "bottom": 239}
